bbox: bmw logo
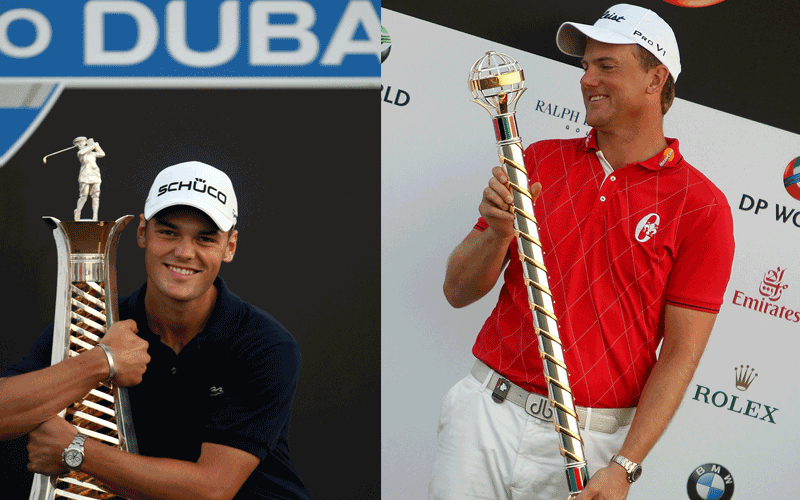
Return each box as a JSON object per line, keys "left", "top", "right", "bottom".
{"left": 687, "top": 463, "right": 734, "bottom": 500}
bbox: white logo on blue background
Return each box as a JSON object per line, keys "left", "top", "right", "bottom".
{"left": 0, "top": 83, "right": 63, "bottom": 166}
{"left": 0, "top": 0, "right": 380, "bottom": 166}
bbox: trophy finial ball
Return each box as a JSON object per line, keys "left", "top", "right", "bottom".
{"left": 468, "top": 51, "right": 526, "bottom": 112}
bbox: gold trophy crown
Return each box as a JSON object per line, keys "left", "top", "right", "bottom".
{"left": 468, "top": 51, "right": 526, "bottom": 115}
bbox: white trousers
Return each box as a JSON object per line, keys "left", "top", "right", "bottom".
{"left": 429, "top": 373, "right": 630, "bottom": 500}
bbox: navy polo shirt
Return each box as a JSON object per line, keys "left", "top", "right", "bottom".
{"left": 3, "top": 277, "right": 311, "bottom": 500}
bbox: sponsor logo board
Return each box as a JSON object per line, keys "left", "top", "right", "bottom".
{"left": 0, "top": 0, "right": 380, "bottom": 166}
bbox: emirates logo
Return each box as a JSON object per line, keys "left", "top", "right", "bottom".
{"left": 759, "top": 267, "right": 788, "bottom": 301}
{"left": 731, "top": 266, "right": 799, "bottom": 323}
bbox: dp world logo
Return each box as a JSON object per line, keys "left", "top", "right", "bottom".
{"left": 687, "top": 463, "right": 734, "bottom": 500}
{"left": 783, "top": 157, "right": 800, "bottom": 202}
{"left": 381, "top": 25, "right": 391, "bottom": 63}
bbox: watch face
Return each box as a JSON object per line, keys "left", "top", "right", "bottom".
{"left": 631, "top": 466, "right": 642, "bottom": 482}
{"left": 64, "top": 449, "right": 83, "bottom": 468}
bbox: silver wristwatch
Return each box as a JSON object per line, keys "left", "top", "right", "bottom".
{"left": 611, "top": 454, "right": 642, "bottom": 483}
{"left": 63, "top": 433, "right": 87, "bottom": 471}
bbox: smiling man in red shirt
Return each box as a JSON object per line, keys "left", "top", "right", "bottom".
{"left": 431, "top": 4, "right": 734, "bottom": 500}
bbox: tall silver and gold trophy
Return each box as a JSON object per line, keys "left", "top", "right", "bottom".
{"left": 468, "top": 52, "right": 590, "bottom": 498}
{"left": 29, "top": 139, "right": 137, "bottom": 500}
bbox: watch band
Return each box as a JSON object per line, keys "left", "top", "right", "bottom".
{"left": 97, "top": 342, "right": 117, "bottom": 381}
{"left": 63, "top": 433, "right": 87, "bottom": 471}
{"left": 73, "top": 433, "right": 87, "bottom": 448}
{"left": 611, "top": 454, "right": 642, "bottom": 483}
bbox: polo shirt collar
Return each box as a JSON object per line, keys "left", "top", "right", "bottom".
{"left": 580, "top": 128, "right": 600, "bottom": 152}
{"left": 580, "top": 128, "right": 683, "bottom": 171}
{"left": 126, "top": 275, "right": 238, "bottom": 351}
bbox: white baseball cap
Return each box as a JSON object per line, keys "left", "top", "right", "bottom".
{"left": 557, "top": 4, "right": 681, "bottom": 82}
{"left": 144, "top": 161, "right": 238, "bottom": 232}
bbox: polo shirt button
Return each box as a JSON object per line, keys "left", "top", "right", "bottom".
{"left": 610, "top": 175, "right": 616, "bottom": 181}
{"left": 171, "top": 367, "right": 177, "bottom": 375}
{"left": 600, "top": 195, "right": 606, "bottom": 202}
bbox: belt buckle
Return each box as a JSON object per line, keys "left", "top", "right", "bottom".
{"left": 491, "top": 378, "right": 511, "bottom": 403}
{"left": 525, "top": 393, "right": 554, "bottom": 421}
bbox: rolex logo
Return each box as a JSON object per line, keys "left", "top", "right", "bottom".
{"left": 692, "top": 364, "right": 777, "bottom": 424}
{"left": 734, "top": 365, "right": 758, "bottom": 391}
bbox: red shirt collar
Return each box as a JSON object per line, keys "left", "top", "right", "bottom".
{"left": 580, "top": 128, "right": 682, "bottom": 171}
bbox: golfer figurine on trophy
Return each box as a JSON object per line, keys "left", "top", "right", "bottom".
{"left": 31, "top": 136, "right": 136, "bottom": 500}
{"left": 42, "top": 136, "right": 105, "bottom": 221}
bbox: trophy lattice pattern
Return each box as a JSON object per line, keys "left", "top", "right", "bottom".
{"left": 55, "top": 281, "right": 118, "bottom": 500}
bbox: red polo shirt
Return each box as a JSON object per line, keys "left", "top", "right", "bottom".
{"left": 472, "top": 130, "right": 734, "bottom": 408}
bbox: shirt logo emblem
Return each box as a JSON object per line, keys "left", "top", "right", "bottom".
{"left": 635, "top": 213, "right": 660, "bottom": 242}
{"left": 210, "top": 386, "right": 224, "bottom": 397}
{"left": 659, "top": 148, "right": 674, "bottom": 167}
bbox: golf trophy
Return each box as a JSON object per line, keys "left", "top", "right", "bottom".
{"left": 468, "top": 52, "right": 589, "bottom": 498}
{"left": 30, "top": 138, "right": 137, "bottom": 500}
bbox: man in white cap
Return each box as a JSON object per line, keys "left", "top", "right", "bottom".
{"left": 434, "top": 4, "right": 734, "bottom": 500}
{"left": 1, "top": 161, "right": 312, "bottom": 499}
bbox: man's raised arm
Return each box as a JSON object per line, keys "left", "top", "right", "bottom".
{"left": 443, "top": 166, "right": 541, "bottom": 308}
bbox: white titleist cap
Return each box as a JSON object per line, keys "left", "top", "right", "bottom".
{"left": 144, "top": 161, "right": 238, "bottom": 232}
{"left": 556, "top": 3, "right": 681, "bottom": 82}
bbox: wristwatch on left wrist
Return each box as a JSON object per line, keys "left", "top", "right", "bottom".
{"left": 611, "top": 454, "right": 642, "bottom": 483}
{"left": 63, "top": 433, "right": 87, "bottom": 471}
